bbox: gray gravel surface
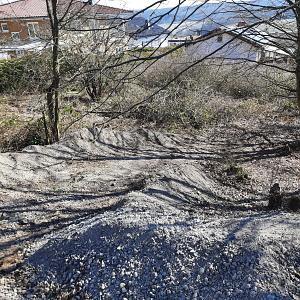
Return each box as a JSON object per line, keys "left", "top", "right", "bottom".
{"left": 0, "top": 125, "right": 299, "bottom": 299}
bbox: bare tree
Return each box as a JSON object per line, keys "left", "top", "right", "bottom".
{"left": 1, "top": 0, "right": 299, "bottom": 144}
{"left": 43, "top": 0, "right": 134, "bottom": 142}
{"left": 46, "top": 0, "right": 60, "bottom": 143}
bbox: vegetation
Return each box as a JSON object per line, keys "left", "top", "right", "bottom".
{"left": 101, "top": 59, "right": 296, "bottom": 129}
{"left": 0, "top": 55, "right": 50, "bottom": 94}
{"left": 0, "top": 116, "right": 46, "bottom": 152}
{"left": 1, "top": 56, "right": 298, "bottom": 152}
{"left": 0, "top": 1, "right": 299, "bottom": 150}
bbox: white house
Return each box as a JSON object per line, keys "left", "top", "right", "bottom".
{"left": 185, "top": 27, "right": 291, "bottom": 63}
{"left": 126, "top": 17, "right": 169, "bottom": 49}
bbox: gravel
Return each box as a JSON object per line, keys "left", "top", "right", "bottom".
{"left": 0, "top": 125, "right": 299, "bottom": 299}
{"left": 22, "top": 206, "right": 299, "bottom": 300}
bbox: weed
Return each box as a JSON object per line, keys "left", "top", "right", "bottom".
{"left": 281, "top": 99, "right": 298, "bottom": 112}
{"left": 225, "top": 164, "right": 249, "bottom": 182}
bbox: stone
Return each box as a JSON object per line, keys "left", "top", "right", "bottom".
{"left": 120, "top": 283, "right": 126, "bottom": 288}
{"left": 286, "top": 196, "right": 300, "bottom": 212}
{"left": 268, "top": 183, "right": 282, "bottom": 210}
{"left": 250, "top": 290, "right": 257, "bottom": 298}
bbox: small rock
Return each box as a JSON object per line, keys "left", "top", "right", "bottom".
{"left": 120, "top": 282, "right": 126, "bottom": 288}
{"left": 250, "top": 290, "right": 257, "bottom": 298}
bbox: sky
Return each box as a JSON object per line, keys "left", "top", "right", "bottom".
{"left": 0, "top": 0, "right": 223, "bottom": 10}
{"left": 0, "top": 0, "right": 180, "bottom": 8}
{"left": 100, "top": 0, "right": 207, "bottom": 10}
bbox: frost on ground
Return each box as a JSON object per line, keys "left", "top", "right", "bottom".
{"left": 0, "top": 122, "right": 299, "bottom": 299}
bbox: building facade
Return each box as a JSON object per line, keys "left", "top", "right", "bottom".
{"left": 0, "top": 0, "right": 132, "bottom": 58}
{"left": 186, "top": 28, "right": 291, "bottom": 63}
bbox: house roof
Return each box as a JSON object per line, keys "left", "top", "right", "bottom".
{"left": 223, "top": 28, "right": 264, "bottom": 49}
{"left": 0, "top": 0, "right": 47, "bottom": 19}
{"left": 96, "top": 5, "right": 132, "bottom": 15}
{"left": 225, "top": 27, "right": 293, "bottom": 55}
{"left": 0, "top": 0, "right": 132, "bottom": 20}
{"left": 126, "top": 17, "right": 169, "bottom": 39}
{"left": 195, "top": 27, "right": 269, "bottom": 49}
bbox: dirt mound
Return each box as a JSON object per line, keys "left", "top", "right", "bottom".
{"left": 0, "top": 126, "right": 299, "bottom": 299}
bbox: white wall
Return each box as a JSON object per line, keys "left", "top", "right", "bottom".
{"left": 186, "top": 33, "right": 259, "bottom": 62}
{"left": 129, "top": 34, "right": 169, "bottom": 49}
{"left": 0, "top": 52, "right": 10, "bottom": 59}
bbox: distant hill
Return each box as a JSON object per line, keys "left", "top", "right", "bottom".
{"left": 142, "top": 0, "right": 293, "bottom": 31}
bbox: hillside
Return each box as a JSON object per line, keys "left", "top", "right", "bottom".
{"left": 143, "top": 0, "right": 293, "bottom": 30}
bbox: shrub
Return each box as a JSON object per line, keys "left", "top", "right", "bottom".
{"left": 0, "top": 118, "right": 46, "bottom": 152}
{"left": 281, "top": 99, "right": 298, "bottom": 112}
{"left": 0, "top": 54, "right": 51, "bottom": 94}
{"left": 112, "top": 82, "right": 245, "bottom": 129}
{"left": 0, "top": 59, "right": 24, "bottom": 93}
{"left": 104, "top": 57, "right": 291, "bottom": 129}
{"left": 138, "top": 58, "right": 294, "bottom": 100}
{"left": 225, "top": 164, "right": 249, "bottom": 182}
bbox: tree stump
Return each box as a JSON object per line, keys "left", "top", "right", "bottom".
{"left": 268, "top": 183, "right": 282, "bottom": 210}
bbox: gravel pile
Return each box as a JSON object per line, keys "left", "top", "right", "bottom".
{"left": 22, "top": 193, "right": 299, "bottom": 300}
{"left": 0, "top": 126, "right": 299, "bottom": 299}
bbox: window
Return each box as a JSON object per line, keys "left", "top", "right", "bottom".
{"left": 27, "top": 23, "right": 39, "bottom": 39}
{"left": 1, "top": 23, "right": 9, "bottom": 33}
{"left": 11, "top": 32, "right": 20, "bottom": 40}
{"left": 217, "top": 35, "right": 223, "bottom": 42}
{"left": 16, "top": 50, "right": 25, "bottom": 57}
{"left": 258, "top": 50, "right": 265, "bottom": 62}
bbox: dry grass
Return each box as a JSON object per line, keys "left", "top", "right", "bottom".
{"left": 105, "top": 60, "right": 297, "bottom": 129}
{"left": 0, "top": 57, "right": 298, "bottom": 151}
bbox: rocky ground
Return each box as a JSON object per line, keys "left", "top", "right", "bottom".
{"left": 0, "top": 117, "right": 299, "bottom": 299}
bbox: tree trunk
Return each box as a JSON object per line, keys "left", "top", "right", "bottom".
{"left": 296, "top": 1, "right": 300, "bottom": 112}
{"left": 296, "top": 63, "right": 300, "bottom": 111}
{"left": 46, "top": 0, "right": 60, "bottom": 143}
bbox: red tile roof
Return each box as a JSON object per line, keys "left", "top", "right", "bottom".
{"left": 0, "top": 0, "right": 47, "bottom": 19}
{"left": 0, "top": 0, "right": 132, "bottom": 20}
{"left": 96, "top": 5, "right": 132, "bottom": 15}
